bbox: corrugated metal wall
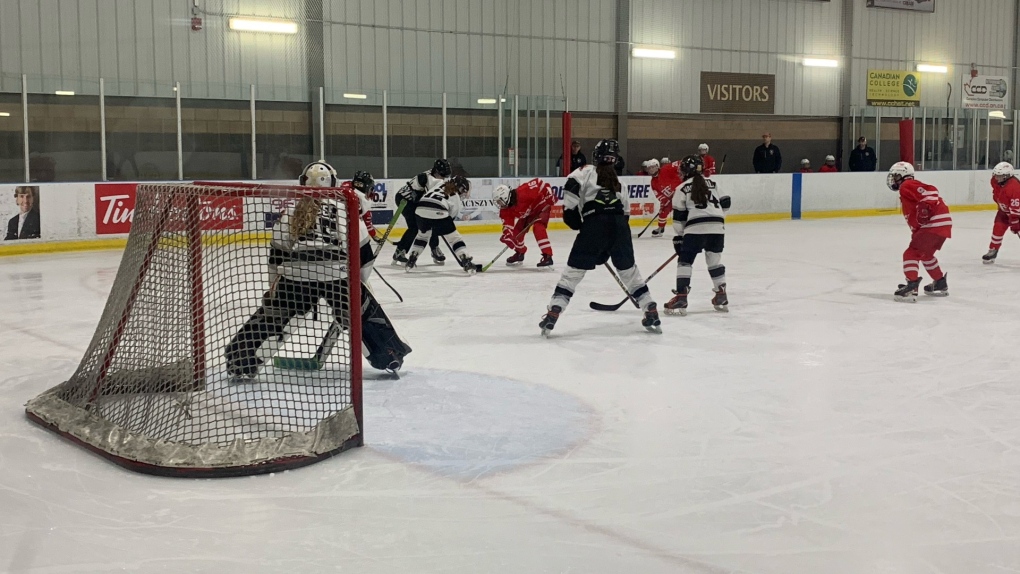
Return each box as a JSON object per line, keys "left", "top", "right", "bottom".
{"left": 629, "top": 0, "right": 845, "bottom": 116}
{"left": 850, "top": 0, "right": 1018, "bottom": 108}
{"left": 322, "top": 0, "right": 616, "bottom": 111}
{"left": 0, "top": 0, "right": 307, "bottom": 101}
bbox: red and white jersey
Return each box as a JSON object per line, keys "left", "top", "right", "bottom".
{"left": 650, "top": 162, "right": 684, "bottom": 201}
{"left": 991, "top": 175, "right": 1020, "bottom": 217}
{"left": 701, "top": 154, "right": 717, "bottom": 176}
{"left": 499, "top": 178, "right": 555, "bottom": 226}
{"left": 818, "top": 164, "right": 838, "bottom": 173}
{"left": 340, "top": 181, "right": 378, "bottom": 238}
{"left": 899, "top": 178, "right": 952, "bottom": 238}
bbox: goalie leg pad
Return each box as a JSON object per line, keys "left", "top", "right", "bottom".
{"left": 225, "top": 279, "right": 316, "bottom": 376}
{"left": 353, "top": 288, "right": 412, "bottom": 371}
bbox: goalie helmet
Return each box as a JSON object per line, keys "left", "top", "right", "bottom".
{"left": 432, "top": 158, "right": 452, "bottom": 178}
{"left": 592, "top": 139, "right": 620, "bottom": 166}
{"left": 886, "top": 161, "right": 915, "bottom": 191}
{"left": 992, "top": 161, "right": 1015, "bottom": 180}
{"left": 351, "top": 170, "right": 375, "bottom": 194}
{"left": 492, "top": 184, "right": 513, "bottom": 208}
{"left": 448, "top": 175, "right": 471, "bottom": 196}
{"left": 679, "top": 154, "right": 704, "bottom": 178}
{"left": 299, "top": 161, "right": 338, "bottom": 187}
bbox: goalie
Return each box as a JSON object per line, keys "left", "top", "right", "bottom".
{"left": 225, "top": 162, "right": 412, "bottom": 379}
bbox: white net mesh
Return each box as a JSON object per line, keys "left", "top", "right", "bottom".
{"left": 26, "top": 183, "right": 362, "bottom": 477}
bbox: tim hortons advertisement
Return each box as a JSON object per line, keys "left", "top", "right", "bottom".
{"left": 962, "top": 75, "right": 1010, "bottom": 110}
{"left": 95, "top": 183, "right": 244, "bottom": 235}
{"left": 700, "top": 72, "right": 776, "bottom": 114}
{"left": 866, "top": 0, "right": 935, "bottom": 13}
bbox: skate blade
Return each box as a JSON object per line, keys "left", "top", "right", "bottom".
{"left": 391, "top": 260, "right": 406, "bottom": 267}
{"left": 432, "top": 260, "right": 446, "bottom": 266}
{"left": 664, "top": 308, "right": 687, "bottom": 316}
{"left": 541, "top": 328, "right": 552, "bottom": 338}
{"left": 894, "top": 295, "right": 917, "bottom": 303}
{"left": 645, "top": 325, "right": 663, "bottom": 334}
{"left": 506, "top": 262, "right": 524, "bottom": 267}
{"left": 982, "top": 259, "right": 996, "bottom": 265}
{"left": 924, "top": 290, "right": 949, "bottom": 297}
{"left": 713, "top": 304, "right": 729, "bottom": 312}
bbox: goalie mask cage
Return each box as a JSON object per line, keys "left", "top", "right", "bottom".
{"left": 25, "top": 183, "right": 363, "bottom": 477}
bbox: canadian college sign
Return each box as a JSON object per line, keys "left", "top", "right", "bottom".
{"left": 866, "top": 69, "right": 921, "bottom": 107}
{"left": 700, "top": 72, "right": 776, "bottom": 114}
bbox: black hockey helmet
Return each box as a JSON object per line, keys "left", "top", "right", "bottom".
{"left": 592, "top": 139, "right": 620, "bottom": 166}
{"left": 433, "top": 158, "right": 452, "bottom": 178}
{"left": 679, "top": 154, "right": 704, "bottom": 178}
{"left": 351, "top": 170, "right": 375, "bottom": 194}
{"left": 447, "top": 174, "right": 471, "bottom": 196}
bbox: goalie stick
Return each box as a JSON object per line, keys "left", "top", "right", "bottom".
{"left": 273, "top": 317, "right": 342, "bottom": 371}
{"left": 589, "top": 253, "right": 678, "bottom": 311}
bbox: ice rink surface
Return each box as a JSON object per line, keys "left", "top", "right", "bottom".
{"left": 3, "top": 211, "right": 1020, "bottom": 573}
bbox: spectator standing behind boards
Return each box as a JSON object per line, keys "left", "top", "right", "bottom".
{"left": 5, "top": 186, "right": 40, "bottom": 241}
{"left": 819, "top": 155, "right": 839, "bottom": 173}
{"left": 698, "top": 144, "right": 717, "bottom": 176}
{"left": 556, "top": 140, "right": 587, "bottom": 173}
{"left": 752, "top": 133, "right": 782, "bottom": 173}
{"left": 849, "top": 137, "right": 877, "bottom": 172}
{"left": 799, "top": 159, "right": 813, "bottom": 173}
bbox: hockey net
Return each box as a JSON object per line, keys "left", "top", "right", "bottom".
{"left": 25, "top": 183, "right": 363, "bottom": 477}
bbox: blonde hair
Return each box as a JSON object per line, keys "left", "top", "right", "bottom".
{"left": 290, "top": 197, "right": 321, "bottom": 237}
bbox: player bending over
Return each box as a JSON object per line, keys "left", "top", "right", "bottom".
{"left": 493, "top": 178, "right": 556, "bottom": 267}
{"left": 225, "top": 162, "right": 412, "bottom": 378}
{"left": 644, "top": 158, "right": 684, "bottom": 238}
{"left": 539, "top": 139, "right": 661, "bottom": 335}
{"left": 664, "top": 155, "right": 731, "bottom": 316}
{"left": 982, "top": 161, "right": 1020, "bottom": 264}
{"left": 888, "top": 162, "right": 952, "bottom": 302}
{"left": 405, "top": 175, "right": 482, "bottom": 273}
{"left": 392, "top": 159, "right": 452, "bottom": 266}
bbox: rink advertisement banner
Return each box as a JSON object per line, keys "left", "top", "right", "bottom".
{"left": 2, "top": 185, "right": 41, "bottom": 241}
{"left": 866, "top": 70, "right": 921, "bottom": 107}
{"left": 94, "top": 183, "right": 244, "bottom": 235}
{"left": 962, "top": 75, "right": 1010, "bottom": 110}
{"left": 866, "top": 0, "right": 935, "bottom": 12}
{"left": 699, "top": 72, "right": 776, "bottom": 114}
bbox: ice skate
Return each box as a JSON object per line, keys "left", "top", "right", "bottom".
{"left": 506, "top": 251, "right": 525, "bottom": 266}
{"left": 650, "top": 226, "right": 665, "bottom": 237}
{"left": 460, "top": 256, "right": 482, "bottom": 274}
{"left": 664, "top": 288, "right": 689, "bottom": 316}
{"left": 404, "top": 252, "right": 418, "bottom": 271}
{"left": 431, "top": 247, "right": 446, "bottom": 265}
{"left": 537, "top": 254, "right": 554, "bottom": 268}
{"left": 642, "top": 303, "right": 662, "bottom": 334}
{"left": 391, "top": 249, "right": 409, "bottom": 266}
{"left": 539, "top": 305, "right": 562, "bottom": 337}
{"left": 923, "top": 274, "right": 948, "bottom": 297}
{"left": 982, "top": 249, "right": 998, "bottom": 264}
{"left": 712, "top": 284, "right": 729, "bottom": 312}
{"left": 894, "top": 279, "right": 920, "bottom": 303}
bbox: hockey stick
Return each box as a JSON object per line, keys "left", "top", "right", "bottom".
{"left": 636, "top": 214, "right": 659, "bottom": 238}
{"left": 718, "top": 154, "right": 727, "bottom": 174}
{"left": 373, "top": 267, "right": 403, "bottom": 302}
{"left": 372, "top": 200, "right": 407, "bottom": 257}
{"left": 600, "top": 264, "right": 642, "bottom": 310}
{"left": 589, "top": 253, "right": 678, "bottom": 312}
{"left": 440, "top": 234, "right": 479, "bottom": 273}
{"left": 481, "top": 215, "right": 540, "bottom": 272}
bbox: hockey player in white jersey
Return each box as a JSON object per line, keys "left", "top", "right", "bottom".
{"left": 404, "top": 175, "right": 483, "bottom": 273}
{"left": 539, "top": 139, "right": 661, "bottom": 335}
{"left": 225, "top": 161, "right": 411, "bottom": 378}
{"left": 393, "top": 159, "right": 452, "bottom": 266}
{"left": 664, "top": 155, "right": 731, "bottom": 315}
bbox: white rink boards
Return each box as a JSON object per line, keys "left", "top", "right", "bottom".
{"left": 2, "top": 211, "right": 1020, "bottom": 573}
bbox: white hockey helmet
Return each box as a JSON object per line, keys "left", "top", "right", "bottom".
{"left": 492, "top": 184, "right": 513, "bottom": 208}
{"left": 825, "top": 155, "right": 835, "bottom": 162}
{"left": 801, "top": 158, "right": 810, "bottom": 165}
{"left": 661, "top": 157, "right": 670, "bottom": 165}
{"left": 698, "top": 143, "right": 709, "bottom": 152}
{"left": 299, "top": 161, "right": 338, "bottom": 187}
{"left": 992, "top": 161, "right": 1014, "bottom": 180}
{"left": 886, "top": 161, "right": 915, "bottom": 191}
{"left": 643, "top": 158, "right": 660, "bottom": 174}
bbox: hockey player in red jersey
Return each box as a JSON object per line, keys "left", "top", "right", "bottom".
{"left": 644, "top": 158, "right": 684, "bottom": 237}
{"left": 888, "top": 162, "right": 952, "bottom": 302}
{"left": 492, "top": 178, "right": 556, "bottom": 267}
{"left": 982, "top": 161, "right": 1020, "bottom": 264}
{"left": 698, "top": 144, "right": 717, "bottom": 176}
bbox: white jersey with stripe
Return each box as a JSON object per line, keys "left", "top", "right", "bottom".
{"left": 269, "top": 198, "right": 350, "bottom": 283}
{"left": 397, "top": 170, "right": 446, "bottom": 204}
{"left": 563, "top": 165, "right": 629, "bottom": 222}
{"left": 416, "top": 182, "right": 464, "bottom": 220}
{"left": 672, "top": 177, "right": 726, "bottom": 236}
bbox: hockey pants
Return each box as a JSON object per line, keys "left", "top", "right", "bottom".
{"left": 511, "top": 208, "right": 553, "bottom": 256}
{"left": 903, "top": 231, "right": 947, "bottom": 282}
{"left": 654, "top": 193, "right": 672, "bottom": 229}
{"left": 409, "top": 215, "right": 470, "bottom": 263}
{"left": 549, "top": 214, "right": 654, "bottom": 312}
{"left": 395, "top": 202, "right": 439, "bottom": 254}
{"left": 225, "top": 277, "right": 411, "bottom": 376}
{"left": 676, "top": 234, "right": 726, "bottom": 292}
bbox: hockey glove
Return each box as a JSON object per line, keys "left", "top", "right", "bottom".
{"left": 563, "top": 208, "right": 582, "bottom": 231}
{"left": 500, "top": 227, "right": 523, "bottom": 251}
{"left": 719, "top": 196, "right": 732, "bottom": 210}
{"left": 672, "top": 234, "right": 684, "bottom": 256}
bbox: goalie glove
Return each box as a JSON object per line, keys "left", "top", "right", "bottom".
{"left": 672, "top": 234, "right": 684, "bottom": 256}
